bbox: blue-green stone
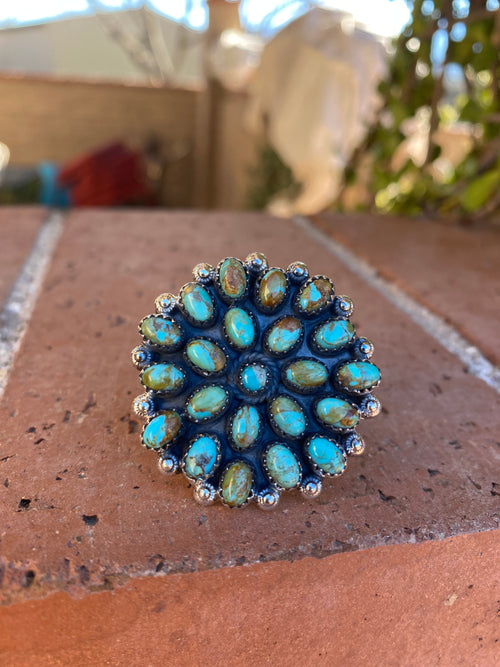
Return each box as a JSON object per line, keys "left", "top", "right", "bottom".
{"left": 313, "top": 319, "right": 355, "bottom": 351}
{"left": 315, "top": 397, "right": 359, "bottom": 429}
{"left": 224, "top": 308, "right": 255, "bottom": 349}
{"left": 297, "top": 278, "right": 333, "bottom": 313}
{"left": 307, "top": 436, "right": 346, "bottom": 475}
{"left": 184, "top": 436, "right": 219, "bottom": 479}
{"left": 337, "top": 361, "right": 381, "bottom": 392}
{"left": 218, "top": 258, "right": 247, "bottom": 299}
{"left": 221, "top": 461, "right": 253, "bottom": 507}
{"left": 284, "top": 359, "right": 327, "bottom": 390}
{"left": 142, "top": 411, "right": 181, "bottom": 449}
{"left": 231, "top": 405, "right": 261, "bottom": 449}
{"left": 269, "top": 396, "right": 306, "bottom": 437}
{"left": 142, "top": 364, "right": 184, "bottom": 392}
{"left": 186, "top": 339, "right": 226, "bottom": 374}
{"left": 181, "top": 283, "right": 214, "bottom": 323}
{"left": 265, "top": 444, "right": 300, "bottom": 489}
{"left": 187, "top": 385, "right": 228, "bottom": 421}
{"left": 140, "top": 316, "right": 182, "bottom": 348}
{"left": 266, "top": 317, "right": 302, "bottom": 354}
{"left": 241, "top": 364, "right": 267, "bottom": 392}
{"left": 258, "top": 269, "right": 287, "bottom": 309}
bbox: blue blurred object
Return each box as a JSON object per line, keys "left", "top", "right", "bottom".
{"left": 37, "top": 162, "right": 71, "bottom": 207}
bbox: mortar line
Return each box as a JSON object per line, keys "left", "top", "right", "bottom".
{"left": 294, "top": 215, "right": 500, "bottom": 395}
{"left": 0, "top": 210, "right": 64, "bottom": 400}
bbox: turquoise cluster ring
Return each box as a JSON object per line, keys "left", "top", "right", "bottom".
{"left": 132, "top": 252, "right": 381, "bottom": 509}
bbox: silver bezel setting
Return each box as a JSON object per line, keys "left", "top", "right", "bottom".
{"left": 287, "top": 261, "right": 309, "bottom": 284}
{"left": 267, "top": 393, "right": 308, "bottom": 440}
{"left": 303, "top": 434, "right": 347, "bottom": 478}
{"left": 185, "top": 383, "right": 231, "bottom": 424}
{"left": 181, "top": 432, "right": 222, "bottom": 481}
{"left": 158, "top": 451, "right": 180, "bottom": 474}
{"left": 218, "top": 460, "right": 256, "bottom": 509}
{"left": 192, "top": 262, "right": 214, "bottom": 285}
{"left": 253, "top": 267, "right": 290, "bottom": 313}
{"left": 131, "top": 345, "right": 153, "bottom": 369}
{"left": 155, "top": 292, "right": 177, "bottom": 315}
{"left": 343, "top": 433, "right": 365, "bottom": 456}
{"left": 293, "top": 274, "right": 335, "bottom": 318}
{"left": 262, "top": 314, "right": 304, "bottom": 358}
{"left": 193, "top": 480, "right": 216, "bottom": 505}
{"left": 133, "top": 392, "right": 156, "bottom": 417}
{"left": 353, "top": 337, "right": 375, "bottom": 360}
{"left": 183, "top": 336, "right": 229, "bottom": 378}
{"left": 245, "top": 251, "right": 268, "bottom": 274}
{"left": 256, "top": 488, "right": 281, "bottom": 510}
{"left": 332, "top": 295, "right": 354, "bottom": 319}
{"left": 300, "top": 477, "right": 322, "bottom": 498}
{"left": 359, "top": 395, "right": 381, "bottom": 418}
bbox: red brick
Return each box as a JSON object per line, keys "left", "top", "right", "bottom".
{"left": 0, "top": 210, "right": 498, "bottom": 609}
{"left": 0, "top": 530, "right": 498, "bottom": 665}
{"left": 314, "top": 212, "right": 500, "bottom": 365}
{"left": 0, "top": 207, "right": 45, "bottom": 307}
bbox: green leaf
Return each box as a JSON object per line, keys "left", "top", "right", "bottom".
{"left": 460, "top": 169, "right": 500, "bottom": 212}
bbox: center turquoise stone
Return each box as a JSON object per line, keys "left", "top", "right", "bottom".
{"left": 241, "top": 363, "right": 268, "bottom": 392}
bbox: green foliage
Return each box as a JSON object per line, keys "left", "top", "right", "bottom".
{"left": 245, "top": 145, "right": 299, "bottom": 210}
{"left": 346, "top": 0, "right": 500, "bottom": 222}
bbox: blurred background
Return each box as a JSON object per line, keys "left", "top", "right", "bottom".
{"left": 0, "top": 0, "right": 498, "bottom": 223}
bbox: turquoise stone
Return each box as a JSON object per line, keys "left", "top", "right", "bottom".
{"left": 181, "top": 283, "right": 214, "bottom": 323}
{"left": 224, "top": 308, "right": 255, "bottom": 349}
{"left": 266, "top": 317, "right": 302, "bottom": 354}
{"left": 142, "top": 411, "right": 181, "bottom": 449}
{"left": 140, "top": 316, "right": 182, "bottom": 348}
{"left": 184, "top": 436, "right": 219, "bottom": 479}
{"left": 337, "top": 361, "right": 381, "bottom": 392}
{"left": 307, "top": 436, "right": 346, "bottom": 475}
{"left": 297, "top": 278, "right": 333, "bottom": 314}
{"left": 269, "top": 396, "right": 306, "bottom": 437}
{"left": 187, "top": 385, "right": 228, "bottom": 421}
{"left": 313, "top": 319, "right": 355, "bottom": 351}
{"left": 218, "top": 258, "right": 247, "bottom": 300}
{"left": 221, "top": 461, "right": 253, "bottom": 507}
{"left": 142, "top": 363, "right": 184, "bottom": 393}
{"left": 265, "top": 444, "right": 300, "bottom": 489}
{"left": 284, "top": 359, "right": 327, "bottom": 390}
{"left": 231, "top": 405, "right": 261, "bottom": 449}
{"left": 258, "top": 269, "right": 287, "bottom": 309}
{"left": 241, "top": 364, "right": 267, "bottom": 392}
{"left": 186, "top": 339, "right": 226, "bottom": 374}
{"left": 315, "top": 397, "right": 359, "bottom": 429}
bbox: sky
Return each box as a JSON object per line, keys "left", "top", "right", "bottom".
{"left": 0, "top": 0, "right": 412, "bottom": 38}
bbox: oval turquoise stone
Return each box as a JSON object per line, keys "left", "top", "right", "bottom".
{"left": 297, "top": 278, "right": 333, "bottom": 314}
{"left": 241, "top": 364, "right": 267, "bottom": 392}
{"left": 313, "top": 319, "right": 355, "bottom": 352}
{"left": 181, "top": 283, "right": 214, "bottom": 323}
{"left": 184, "top": 436, "right": 219, "bottom": 479}
{"left": 218, "top": 258, "right": 247, "bottom": 299}
{"left": 266, "top": 317, "right": 302, "bottom": 354}
{"left": 284, "top": 359, "right": 327, "bottom": 390}
{"left": 187, "top": 385, "right": 228, "bottom": 421}
{"left": 231, "top": 405, "right": 261, "bottom": 449}
{"left": 265, "top": 444, "right": 300, "bottom": 489}
{"left": 142, "top": 363, "right": 184, "bottom": 393}
{"left": 315, "top": 397, "right": 359, "bottom": 429}
{"left": 337, "top": 361, "right": 381, "bottom": 392}
{"left": 269, "top": 396, "right": 306, "bottom": 437}
{"left": 258, "top": 268, "right": 287, "bottom": 309}
{"left": 142, "top": 411, "right": 181, "bottom": 449}
{"left": 307, "top": 436, "right": 346, "bottom": 475}
{"left": 221, "top": 461, "right": 253, "bottom": 507}
{"left": 224, "top": 308, "right": 255, "bottom": 349}
{"left": 140, "top": 316, "right": 182, "bottom": 348}
{"left": 186, "top": 339, "right": 226, "bottom": 374}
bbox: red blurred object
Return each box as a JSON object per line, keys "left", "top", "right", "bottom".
{"left": 58, "top": 142, "right": 153, "bottom": 206}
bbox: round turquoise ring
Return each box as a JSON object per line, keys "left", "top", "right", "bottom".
{"left": 132, "top": 252, "right": 381, "bottom": 509}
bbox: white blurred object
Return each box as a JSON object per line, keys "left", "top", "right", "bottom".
{"left": 0, "top": 142, "right": 10, "bottom": 185}
{"left": 210, "top": 29, "right": 264, "bottom": 91}
{"left": 246, "top": 7, "right": 388, "bottom": 216}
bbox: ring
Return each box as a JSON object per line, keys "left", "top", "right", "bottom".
{"left": 131, "top": 252, "right": 381, "bottom": 509}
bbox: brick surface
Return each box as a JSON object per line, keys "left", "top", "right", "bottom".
{"left": 1, "top": 210, "right": 498, "bottom": 608}
{"left": 0, "top": 207, "right": 45, "bottom": 308}
{"left": 0, "top": 530, "right": 498, "bottom": 666}
{"left": 314, "top": 213, "right": 500, "bottom": 365}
